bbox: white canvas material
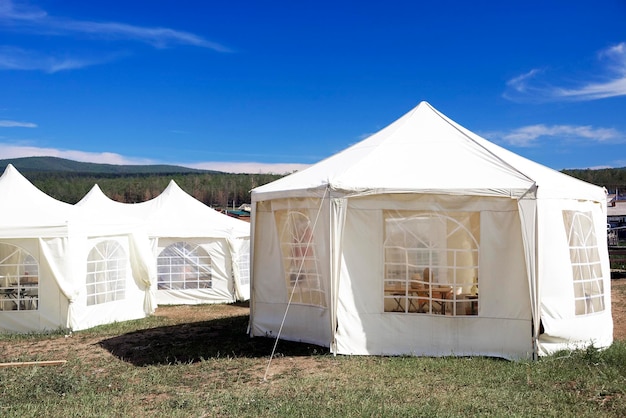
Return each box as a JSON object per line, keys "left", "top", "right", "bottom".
{"left": 249, "top": 101, "right": 612, "bottom": 359}
{"left": 0, "top": 164, "right": 154, "bottom": 333}
{"left": 77, "top": 180, "right": 251, "bottom": 305}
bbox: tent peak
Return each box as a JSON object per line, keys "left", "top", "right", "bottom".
{"left": 1, "top": 163, "right": 18, "bottom": 177}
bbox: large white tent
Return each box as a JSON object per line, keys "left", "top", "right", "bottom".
{"left": 249, "top": 101, "right": 612, "bottom": 360}
{"left": 77, "top": 180, "right": 251, "bottom": 305}
{"left": 0, "top": 164, "right": 154, "bottom": 333}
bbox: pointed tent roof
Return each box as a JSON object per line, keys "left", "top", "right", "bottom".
{"left": 76, "top": 184, "right": 148, "bottom": 219}
{"left": 0, "top": 164, "right": 75, "bottom": 236}
{"left": 252, "top": 102, "right": 605, "bottom": 202}
{"left": 78, "top": 180, "right": 250, "bottom": 239}
{"left": 138, "top": 180, "right": 250, "bottom": 239}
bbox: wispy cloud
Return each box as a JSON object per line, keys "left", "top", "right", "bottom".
{"left": 0, "top": 45, "right": 116, "bottom": 72}
{"left": 0, "top": 0, "right": 46, "bottom": 21}
{"left": 504, "top": 42, "right": 626, "bottom": 102}
{"left": 0, "top": 0, "right": 230, "bottom": 73}
{"left": 0, "top": 118, "right": 36, "bottom": 127}
{"left": 0, "top": 0, "right": 230, "bottom": 51}
{"left": 487, "top": 124, "right": 625, "bottom": 147}
{"left": 0, "top": 142, "right": 307, "bottom": 174}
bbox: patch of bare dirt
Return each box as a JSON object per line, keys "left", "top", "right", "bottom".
{"left": 1, "top": 283, "right": 625, "bottom": 366}
{"left": 611, "top": 278, "right": 626, "bottom": 340}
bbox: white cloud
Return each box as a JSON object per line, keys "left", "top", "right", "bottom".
{"left": 504, "top": 42, "right": 626, "bottom": 102}
{"left": 0, "top": 143, "right": 156, "bottom": 165}
{"left": 0, "top": 0, "right": 230, "bottom": 53}
{"left": 63, "top": 21, "right": 230, "bottom": 51}
{"left": 0, "top": 119, "right": 36, "bottom": 127}
{"left": 490, "top": 124, "right": 625, "bottom": 147}
{"left": 0, "top": 46, "right": 113, "bottom": 72}
{"left": 0, "top": 142, "right": 308, "bottom": 174}
{"left": 0, "top": 0, "right": 46, "bottom": 20}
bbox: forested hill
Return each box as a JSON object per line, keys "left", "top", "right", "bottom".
{"left": 0, "top": 156, "right": 212, "bottom": 175}
{"left": 2, "top": 157, "right": 625, "bottom": 207}
{"left": 0, "top": 156, "right": 284, "bottom": 208}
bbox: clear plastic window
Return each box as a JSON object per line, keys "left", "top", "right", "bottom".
{"left": 275, "top": 210, "right": 326, "bottom": 307}
{"left": 383, "top": 211, "right": 480, "bottom": 316}
{"left": 236, "top": 240, "right": 250, "bottom": 286}
{"left": 563, "top": 210, "right": 605, "bottom": 315}
{"left": 157, "top": 242, "right": 212, "bottom": 290}
{"left": 86, "top": 240, "right": 127, "bottom": 305}
{"left": 0, "top": 244, "right": 39, "bottom": 311}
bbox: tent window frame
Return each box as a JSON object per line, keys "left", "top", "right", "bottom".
{"left": 236, "top": 244, "right": 250, "bottom": 286}
{"left": 275, "top": 209, "right": 326, "bottom": 307}
{"left": 157, "top": 241, "right": 213, "bottom": 290}
{"left": 383, "top": 211, "right": 480, "bottom": 316}
{"left": 86, "top": 240, "right": 127, "bottom": 306}
{"left": 563, "top": 210, "right": 605, "bottom": 315}
{"left": 0, "top": 243, "right": 39, "bottom": 311}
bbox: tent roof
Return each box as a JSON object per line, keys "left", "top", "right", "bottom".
{"left": 139, "top": 180, "right": 250, "bottom": 239}
{"left": 77, "top": 180, "right": 250, "bottom": 239}
{"left": 252, "top": 102, "right": 605, "bottom": 202}
{"left": 76, "top": 184, "right": 148, "bottom": 218}
{"left": 0, "top": 164, "right": 74, "bottom": 236}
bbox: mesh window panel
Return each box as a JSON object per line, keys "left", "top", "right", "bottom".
{"left": 0, "top": 244, "right": 39, "bottom": 311}
{"left": 383, "top": 212, "right": 480, "bottom": 316}
{"left": 157, "top": 242, "right": 212, "bottom": 290}
{"left": 86, "top": 240, "right": 127, "bottom": 306}
{"left": 563, "top": 210, "right": 605, "bottom": 315}
{"left": 275, "top": 210, "right": 326, "bottom": 307}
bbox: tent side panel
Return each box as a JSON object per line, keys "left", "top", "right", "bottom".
{"left": 0, "top": 238, "right": 69, "bottom": 333}
{"left": 537, "top": 199, "right": 613, "bottom": 355}
{"left": 70, "top": 236, "right": 147, "bottom": 331}
{"left": 154, "top": 238, "right": 237, "bottom": 305}
{"left": 335, "top": 196, "right": 533, "bottom": 359}
{"left": 250, "top": 198, "right": 332, "bottom": 347}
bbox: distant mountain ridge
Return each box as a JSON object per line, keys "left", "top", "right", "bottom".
{"left": 0, "top": 156, "right": 218, "bottom": 175}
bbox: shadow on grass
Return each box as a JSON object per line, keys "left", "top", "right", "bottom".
{"left": 98, "top": 314, "right": 326, "bottom": 366}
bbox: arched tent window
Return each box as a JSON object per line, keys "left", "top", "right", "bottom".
{"left": 86, "top": 240, "right": 127, "bottom": 306}
{"left": 383, "top": 211, "right": 480, "bottom": 316}
{"left": 157, "top": 242, "right": 212, "bottom": 290}
{"left": 0, "top": 243, "right": 39, "bottom": 311}
{"left": 563, "top": 210, "right": 605, "bottom": 315}
{"left": 275, "top": 210, "right": 325, "bottom": 307}
{"left": 236, "top": 240, "right": 250, "bottom": 286}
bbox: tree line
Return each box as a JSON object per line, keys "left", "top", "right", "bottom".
{"left": 25, "top": 172, "right": 284, "bottom": 208}
{"left": 562, "top": 167, "right": 626, "bottom": 195}
{"left": 21, "top": 166, "right": 626, "bottom": 208}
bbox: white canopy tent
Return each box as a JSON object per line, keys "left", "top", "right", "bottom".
{"left": 77, "top": 180, "right": 251, "bottom": 305}
{"left": 249, "top": 101, "right": 612, "bottom": 360}
{"left": 0, "top": 164, "right": 154, "bottom": 333}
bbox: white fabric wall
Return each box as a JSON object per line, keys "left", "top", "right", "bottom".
{"left": 231, "top": 237, "right": 251, "bottom": 301}
{"left": 0, "top": 238, "right": 68, "bottom": 333}
{"left": 250, "top": 198, "right": 332, "bottom": 346}
{"left": 154, "top": 237, "right": 237, "bottom": 305}
{"left": 69, "top": 235, "right": 148, "bottom": 331}
{"left": 334, "top": 195, "right": 533, "bottom": 359}
{"left": 536, "top": 199, "right": 613, "bottom": 355}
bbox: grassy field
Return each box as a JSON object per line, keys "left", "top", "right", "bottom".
{"left": 1, "top": 302, "right": 625, "bottom": 417}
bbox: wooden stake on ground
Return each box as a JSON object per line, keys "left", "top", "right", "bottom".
{"left": 0, "top": 360, "right": 67, "bottom": 368}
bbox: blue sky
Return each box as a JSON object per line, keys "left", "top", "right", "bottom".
{"left": 1, "top": 0, "right": 625, "bottom": 173}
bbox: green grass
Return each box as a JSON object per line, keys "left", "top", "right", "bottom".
{"left": 1, "top": 308, "right": 625, "bottom": 417}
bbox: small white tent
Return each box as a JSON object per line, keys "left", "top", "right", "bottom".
{"left": 0, "top": 165, "right": 154, "bottom": 333}
{"left": 249, "top": 102, "right": 612, "bottom": 359}
{"left": 77, "top": 180, "right": 251, "bottom": 305}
